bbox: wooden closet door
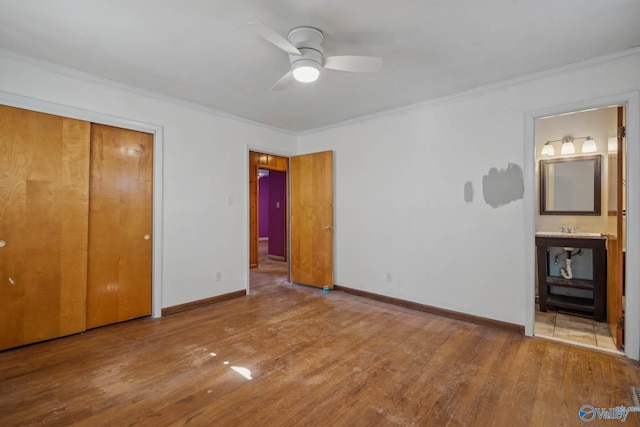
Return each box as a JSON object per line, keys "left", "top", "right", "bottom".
{"left": 0, "top": 105, "right": 90, "bottom": 350}
{"left": 87, "top": 124, "right": 153, "bottom": 329}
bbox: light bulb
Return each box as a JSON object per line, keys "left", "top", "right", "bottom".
{"left": 561, "top": 140, "right": 575, "bottom": 155}
{"left": 293, "top": 66, "right": 319, "bottom": 83}
{"left": 292, "top": 60, "right": 320, "bottom": 83}
{"left": 581, "top": 137, "right": 597, "bottom": 153}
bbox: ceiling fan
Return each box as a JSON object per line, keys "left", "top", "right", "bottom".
{"left": 245, "top": 22, "right": 383, "bottom": 90}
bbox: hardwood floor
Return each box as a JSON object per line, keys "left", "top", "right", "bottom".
{"left": 1, "top": 255, "right": 640, "bottom": 426}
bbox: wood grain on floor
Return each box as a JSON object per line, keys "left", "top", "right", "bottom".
{"left": 1, "top": 256, "right": 639, "bottom": 426}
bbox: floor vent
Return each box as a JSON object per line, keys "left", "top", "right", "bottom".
{"left": 631, "top": 386, "right": 640, "bottom": 407}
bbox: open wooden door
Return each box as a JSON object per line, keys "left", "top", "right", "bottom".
{"left": 608, "top": 106, "right": 625, "bottom": 348}
{"left": 290, "top": 151, "right": 333, "bottom": 288}
{"left": 0, "top": 105, "right": 90, "bottom": 350}
{"left": 86, "top": 124, "right": 153, "bottom": 329}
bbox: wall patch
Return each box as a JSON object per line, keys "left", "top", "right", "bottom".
{"left": 464, "top": 181, "right": 474, "bottom": 203}
{"left": 482, "top": 163, "right": 524, "bottom": 208}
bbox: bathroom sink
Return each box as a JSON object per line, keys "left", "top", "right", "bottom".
{"left": 535, "top": 231, "right": 606, "bottom": 239}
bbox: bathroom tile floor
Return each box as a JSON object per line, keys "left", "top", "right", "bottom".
{"left": 534, "top": 306, "right": 623, "bottom": 355}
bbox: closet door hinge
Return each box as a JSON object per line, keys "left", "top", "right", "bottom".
{"left": 618, "top": 316, "right": 625, "bottom": 329}
{"left": 618, "top": 126, "right": 626, "bottom": 139}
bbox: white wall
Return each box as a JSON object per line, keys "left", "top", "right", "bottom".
{"left": 299, "top": 95, "right": 528, "bottom": 325}
{"left": 2, "top": 47, "right": 639, "bottom": 358}
{"left": 298, "top": 51, "right": 640, "bottom": 336}
{"left": 0, "top": 53, "right": 296, "bottom": 309}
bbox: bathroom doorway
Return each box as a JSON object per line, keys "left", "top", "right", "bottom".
{"left": 533, "top": 105, "right": 626, "bottom": 354}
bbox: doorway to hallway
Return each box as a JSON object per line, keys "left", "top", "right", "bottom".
{"left": 247, "top": 149, "right": 335, "bottom": 293}
{"left": 249, "top": 151, "right": 289, "bottom": 290}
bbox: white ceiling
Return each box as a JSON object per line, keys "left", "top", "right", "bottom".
{"left": 1, "top": 1, "right": 639, "bottom": 133}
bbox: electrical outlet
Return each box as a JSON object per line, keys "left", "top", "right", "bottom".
{"left": 386, "top": 273, "right": 392, "bottom": 282}
{"left": 216, "top": 272, "right": 222, "bottom": 281}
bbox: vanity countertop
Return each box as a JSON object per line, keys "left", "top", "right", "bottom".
{"left": 535, "top": 231, "right": 606, "bottom": 239}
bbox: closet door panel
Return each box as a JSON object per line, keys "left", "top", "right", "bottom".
{"left": 87, "top": 124, "right": 153, "bottom": 329}
{"left": 0, "top": 105, "right": 90, "bottom": 350}
{"left": 59, "top": 119, "right": 92, "bottom": 335}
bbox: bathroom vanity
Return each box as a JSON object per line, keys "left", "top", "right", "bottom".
{"left": 535, "top": 232, "right": 607, "bottom": 321}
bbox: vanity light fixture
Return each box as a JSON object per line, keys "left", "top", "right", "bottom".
{"left": 541, "top": 141, "right": 555, "bottom": 156}
{"left": 545, "top": 135, "right": 595, "bottom": 156}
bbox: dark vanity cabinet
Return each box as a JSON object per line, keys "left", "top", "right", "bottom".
{"left": 536, "top": 235, "right": 607, "bottom": 322}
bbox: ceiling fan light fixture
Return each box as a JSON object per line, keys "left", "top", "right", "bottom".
{"left": 246, "top": 23, "right": 381, "bottom": 90}
{"left": 292, "top": 60, "right": 320, "bottom": 83}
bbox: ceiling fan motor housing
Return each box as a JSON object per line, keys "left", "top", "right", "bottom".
{"left": 288, "top": 27, "right": 325, "bottom": 68}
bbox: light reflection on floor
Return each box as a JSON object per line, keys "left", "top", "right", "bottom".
{"left": 208, "top": 349, "right": 253, "bottom": 380}
{"left": 231, "top": 366, "right": 253, "bottom": 380}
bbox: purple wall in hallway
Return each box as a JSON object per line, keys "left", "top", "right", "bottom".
{"left": 268, "top": 170, "right": 286, "bottom": 258}
{"left": 258, "top": 173, "right": 269, "bottom": 238}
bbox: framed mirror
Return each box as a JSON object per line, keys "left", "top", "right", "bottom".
{"left": 540, "top": 155, "right": 601, "bottom": 215}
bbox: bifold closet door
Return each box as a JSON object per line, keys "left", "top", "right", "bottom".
{"left": 86, "top": 124, "right": 153, "bottom": 329}
{"left": 0, "top": 105, "right": 90, "bottom": 350}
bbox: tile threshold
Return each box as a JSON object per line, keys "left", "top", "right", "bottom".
{"left": 534, "top": 333, "right": 625, "bottom": 356}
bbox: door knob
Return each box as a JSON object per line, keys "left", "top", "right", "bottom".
{"left": 324, "top": 226, "right": 333, "bottom": 231}
{"left": 144, "top": 234, "right": 151, "bottom": 240}
{"left": 0, "top": 240, "right": 5, "bottom": 248}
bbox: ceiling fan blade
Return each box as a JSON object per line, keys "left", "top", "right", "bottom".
{"left": 323, "top": 56, "right": 383, "bottom": 73}
{"left": 245, "top": 22, "right": 301, "bottom": 56}
{"left": 271, "top": 70, "right": 294, "bottom": 91}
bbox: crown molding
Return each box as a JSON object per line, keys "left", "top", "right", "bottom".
{"left": 299, "top": 45, "right": 640, "bottom": 137}
{"left": 2, "top": 45, "right": 640, "bottom": 138}
{"left": 0, "top": 48, "right": 297, "bottom": 137}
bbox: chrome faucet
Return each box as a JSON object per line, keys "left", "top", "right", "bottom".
{"left": 560, "top": 226, "right": 579, "bottom": 233}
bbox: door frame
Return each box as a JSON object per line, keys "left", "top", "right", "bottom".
{"left": 0, "top": 91, "right": 165, "bottom": 318}
{"left": 245, "top": 145, "right": 295, "bottom": 295}
{"left": 524, "top": 91, "right": 640, "bottom": 360}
